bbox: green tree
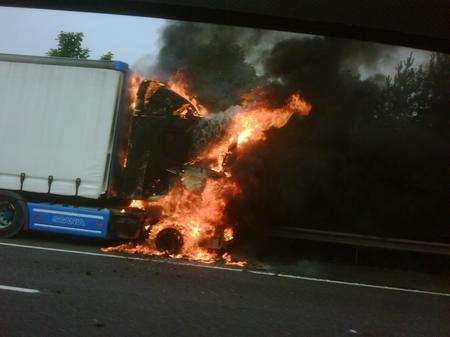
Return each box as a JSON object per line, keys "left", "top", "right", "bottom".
{"left": 100, "top": 51, "right": 114, "bottom": 61}
{"left": 375, "top": 52, "right": 449, "bottom": 131}
{"left": 48, "top": 31, "right": 90, "bottom": 59}
{"left": 375, "top": 54, "right": 425, "bottom": 124}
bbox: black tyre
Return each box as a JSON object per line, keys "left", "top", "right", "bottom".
{"left": 155, "top": 227, "right": 184, "bottom": 255}
{"left": 0, "top": 190, "right": 28, "bottom": 238}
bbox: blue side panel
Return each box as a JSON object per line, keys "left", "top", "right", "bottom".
{"left": 112, "top": 61, "right": 129, "bottom": 73}
{"left": 27, "top": 203, "right": 110, "bottom": 239}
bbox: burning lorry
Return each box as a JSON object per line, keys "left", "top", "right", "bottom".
{"left": 0, "top": 54, "right": 214, "bottom": 251}
{"left": 0, "top": 54, "right": 311, "bottom": 262}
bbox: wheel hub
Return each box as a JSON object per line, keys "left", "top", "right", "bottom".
{"left": 0, "top": 202, "right": 15, "bottom": 229}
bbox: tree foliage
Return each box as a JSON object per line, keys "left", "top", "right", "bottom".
{"left": 48, "top": 31, "right": 90, "bottom": 59}
{"left": 375, "top": 53, "right": 449, "bottom": 129}
{"left": 100, "top": 51, "right": 114, "bottom": 61}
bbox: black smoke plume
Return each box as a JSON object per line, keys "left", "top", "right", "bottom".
{"left": 152, "top": 21, "right": 449, "bottom": 243}
{"left": 154, "top": 22, "right": 397, "bottom": 112}
{"left": 154, "top": 22, "right": 261, "bottom": 112}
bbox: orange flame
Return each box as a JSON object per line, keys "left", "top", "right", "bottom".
{"left": 222, "top": 252, "right": 246, "bottom": 267}
{"left": 168, "top": 71, "right": 208, "bottom": 117}
{"left": 223, "top": 227, "right": 234, "bottom": 242}
{"left": 196, "top": 92, "right": 311, "bottom": 173}
{"left": 107, "top": 74, "right": 311, "bottom": 266}
{"left": 129, "top": 199, "right": 146, "bottom": 210}
{"left": 150, "top": 177, "right": 240, "bottom": 262}
{"left": 106, "top": 178, "right": 240, "bottom": 263}
{"left": 127, "top": 73, "right": 142, "bottom": 111}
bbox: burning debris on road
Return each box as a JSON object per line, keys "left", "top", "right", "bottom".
{"left": 104, "top": 71, "right": 311, "bottom": 265}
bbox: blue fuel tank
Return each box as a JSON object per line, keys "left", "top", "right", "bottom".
{"left": 27, "top": 203, "right": 110, "bottom": 238}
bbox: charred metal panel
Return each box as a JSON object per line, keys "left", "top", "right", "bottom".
{"left": 120, "top": 81, "right": 202, "bottom": 199}
{"left": 109, "top": 209, "right": 146, "bottom": 240}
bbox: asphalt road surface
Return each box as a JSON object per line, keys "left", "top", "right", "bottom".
{"left": 0, "top": 233, "right": 449, "bottom": 337}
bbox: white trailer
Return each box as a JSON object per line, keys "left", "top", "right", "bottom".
{"left": 0, "top": 54, "right": 144, "bottom": 239}
{"left": 0, "top": 53, "right": 126, "bottom": 199}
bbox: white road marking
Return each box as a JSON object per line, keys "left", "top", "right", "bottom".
{"left": 0, "top": 241, "right": 145, "bottom": 260}
{"left": 1, "top": 241, "right": 449, "bottom": 298}
{"left": 0, "top": 284, "right": 40, "bottom": 294}
{"left": 159, "top": 259, "right": 242, "bottom": 272}
{"left": 273, "top": 273, "right": 450, "bottom": 297}
{"left": 247, "top": 270, "right": 276, "bottom": 276}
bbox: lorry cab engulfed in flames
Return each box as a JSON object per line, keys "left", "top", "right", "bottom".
{"left": 120, "top": 79, "right": 204, "bottom": 199}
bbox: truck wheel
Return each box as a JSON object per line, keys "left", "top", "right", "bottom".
{"left": 0, "top": 190, "right": 28, "bottom": 238}
{"left": 155, "top": 227, "right": 184, "bottom": 255}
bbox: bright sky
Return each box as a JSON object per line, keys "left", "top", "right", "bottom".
{"left": 0, "top": 6, "right": 166, "bottom": 66}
